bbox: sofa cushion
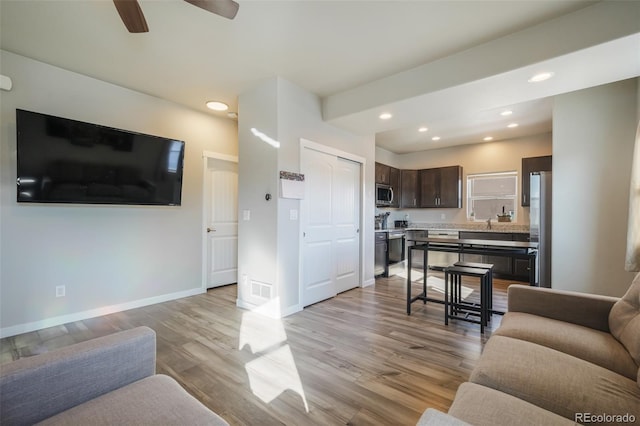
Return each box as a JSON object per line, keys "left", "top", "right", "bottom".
{"left": 609, "top": 272, "right": 640, "bottom": 367}
{"left": 495, "top": 312, "right": 637, "bottom": 379}
{"left": 447, "top": 383, "right": 576, "bottom": 426}
{"left": 469, "top": 336, "right": 640, "bottom": 421}
{"left": 37, "top": 375, "right": 228, "bottom": 426}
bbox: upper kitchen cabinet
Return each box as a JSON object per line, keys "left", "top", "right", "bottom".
{"left": 375, "top": 162, "right": 390, "bottom": 184}
{"left": 400, "top": 170, "right": 419, "bottom": 208}
{"left": 521, "top": 155, "right": 552, "bottom": 206}
{"left": 376, "top": 162, "right": 400, "bottom": 207}
{"left": 419, "top": 166, "right": 462, "bottom": 208}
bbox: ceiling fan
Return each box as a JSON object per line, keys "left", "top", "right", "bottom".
{"left": 113, "top": 0, "right": 239, "bottom": 33}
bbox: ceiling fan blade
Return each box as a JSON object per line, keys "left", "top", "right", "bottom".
{"left": 183, "top": 0, "right": 239, "bottom": 20}
{"left": 113, "top": 0, "right": 149, "bottom": 33}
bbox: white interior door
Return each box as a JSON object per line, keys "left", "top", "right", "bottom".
{"left": 334, "top": 157, "right": 361, "bottom": 294}
{"left": 205, "top": 157, "right": 238, "bottom": 288}
{"left": 302, "top": 149, "right": 335, "bottom": 306}
{"left": 301, "top": 148, "right": 361, "bottom": 306}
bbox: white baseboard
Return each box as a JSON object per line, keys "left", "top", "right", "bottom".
{"left": 236, "top": 298, "right": 302, "bottom": 318}
{"left": 0, "top": 287, "right": 205, "bottom": 339}
{"left": 362, "top": 278, "right": 376, "bottom": 287}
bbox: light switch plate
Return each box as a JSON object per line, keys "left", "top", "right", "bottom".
{"left": 290, "top": 209, "right": 298, "bottom": 220}
{"left": 243, "top": 210, "right": 251, "bottom": 221}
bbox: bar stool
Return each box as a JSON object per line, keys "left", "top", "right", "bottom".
{"left": 453, "top": 261, "right": 494, "bottom": 314}
{"left": 444, "top": 266, "right": 490, "bottom": 333}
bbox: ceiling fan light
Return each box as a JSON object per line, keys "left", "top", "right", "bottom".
{"left": 206, "top": 101, "right": 229, "bottom": 111}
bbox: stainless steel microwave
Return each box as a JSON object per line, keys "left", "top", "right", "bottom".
{"left": 376, "top": 183, "right": 394, "bottom": 206}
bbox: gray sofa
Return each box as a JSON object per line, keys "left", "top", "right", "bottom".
{"left": 0, "top": 326, "right": 228, "bottom": 425}
{"left": 420, "top": 272, "right": 640, "bottom": 425}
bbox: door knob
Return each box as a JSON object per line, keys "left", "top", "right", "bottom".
{"left": 207, "top": 227, "right": 216, "bottom": 233}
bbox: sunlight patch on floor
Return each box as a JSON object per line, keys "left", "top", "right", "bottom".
{"left": 239, "top": 298, "right": 309, "bottom": 412}
{"left": 395, "top": 272, "right": 474, "bottom": 300}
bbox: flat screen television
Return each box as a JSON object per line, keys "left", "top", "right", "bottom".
{"left": 16, "top": 109, "right": 185, "bottom": 206}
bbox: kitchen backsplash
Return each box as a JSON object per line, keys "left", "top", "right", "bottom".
{"left": 407, "top": 222, "right": 530, "bottom": 233}
{"left": 377, "top": 207, "right": 531, "bottom": 231}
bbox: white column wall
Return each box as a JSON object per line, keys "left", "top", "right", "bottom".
{"left": 553, "top": 78, "right": 638, "bottom": 296}
{"left": 237, "top": 77, "right": 374, "bottom": 317}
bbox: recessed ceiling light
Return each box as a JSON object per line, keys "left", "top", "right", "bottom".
{"left": 483, "top": 136, "right": 493, "bottom": 141}
{"left": 528, "top": 72, "right": 554, "bottom": 83}
{"left": 507, "top": 123, "right": 519, "bottom": 128}
{"left": 500, "top": 110, "right": 513, "bottom": 116}
{"left": 379, "top": 112, "right": 392, "bottom": 120}
{"left": 432, "top": 136, "right": 441, "bottom": 141}
{"left": 206, "top": 101, "right": 229, "bottom": 111}
{"left": 418, "top": 127, "right": 428, "bottom": 132}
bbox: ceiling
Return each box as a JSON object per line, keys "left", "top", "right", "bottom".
{"left": 1, "top": 0, "right": 639, "bottom": 154}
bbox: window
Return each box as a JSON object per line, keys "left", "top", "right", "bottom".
{"left": 467, "top": 171, "right": 518, "bottom": 221}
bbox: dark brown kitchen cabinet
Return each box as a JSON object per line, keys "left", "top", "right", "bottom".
{"left": 400, "top": 170, "right": 419, "bottom": 208}
{"left": 376, "top": 162, "right": 400, "bottom": 207}
{"left": 375, "top": 162, "right": 390, "bottom": 184}
{"left": 419, "top": 168, "right": 438, "bottom": 207}
{"left": 439, "top": 166, "right": 463, "bottom": 207}
{"left": 419, "top": 166, "right": 462, "bottom": 208}
{"left": 522, "top": 155, "right": 552, "bottom": 206}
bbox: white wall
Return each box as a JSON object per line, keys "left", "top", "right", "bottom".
{"left": 236, "top": 79, "right": 279, "bottom": 311}
{"left": 553, "top": 78, "right": 638, "bottom": 297}
{"left": 376, "top": 134, "right": 552, "bottom": 225}
{"left": 0, "top": 51, "right": 238, "bottom": 336}
{"left": 237, "top": 77, "right": 375, "bottom": 316}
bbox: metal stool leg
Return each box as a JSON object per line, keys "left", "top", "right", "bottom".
{"left": 444, "top": 270, "right": 449, "bottom": 325}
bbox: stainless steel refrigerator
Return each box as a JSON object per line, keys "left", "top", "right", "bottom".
{"left": 530, "top": 171, "right": 552, "bottom": 287}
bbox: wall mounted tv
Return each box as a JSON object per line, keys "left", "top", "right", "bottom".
{"left": 16, "top": 109, "right": 185, "bottom": 206}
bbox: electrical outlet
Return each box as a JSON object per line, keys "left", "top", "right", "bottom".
{"left": 440, "top": 213, "right": 446, "bottom": 220}
{"left": 55, "top": 285, "right": 66, "bottom": 298}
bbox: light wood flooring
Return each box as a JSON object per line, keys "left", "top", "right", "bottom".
{"left": 0, "top": 270, "right": 523, "bottom": 425}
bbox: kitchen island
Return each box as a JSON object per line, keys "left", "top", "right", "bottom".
{"left": 406, "top": 237, "right": 538, "bottom": 315}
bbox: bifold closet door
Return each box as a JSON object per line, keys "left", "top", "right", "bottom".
{"left": 301, "top": 148, "right": 361, "bottom": 307}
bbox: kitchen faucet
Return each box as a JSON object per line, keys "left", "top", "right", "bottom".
{"left": 486, "top": 218, "right": 492, "bottom": 230}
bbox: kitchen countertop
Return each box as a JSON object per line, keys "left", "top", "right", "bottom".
{"left": 375, "top": 222, "right": 529, "bottom": 233}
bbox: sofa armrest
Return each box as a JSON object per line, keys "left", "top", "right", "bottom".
{"left": 507, "top": 285, "right": 619, "bottom": 332}
{"left": 0, "top": 326, "right": 156, "bottom": 425}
